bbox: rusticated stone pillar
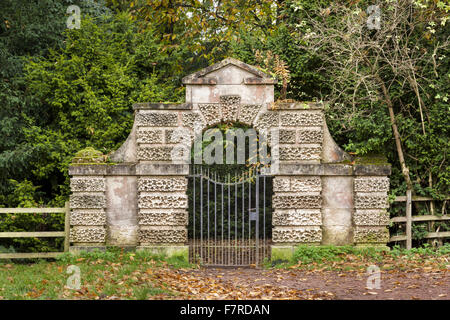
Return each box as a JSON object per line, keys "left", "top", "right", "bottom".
{"left": 353, "top": 176, "right": 390, "bottom": 246}
{"left": 69, "top": 172, "right": 107, "bottom": 248}
{"left": 272, "top": 176, "right": 323, "bottom": 245}
{"left": 137, "top": 175, "right": 189, "bottom": 253}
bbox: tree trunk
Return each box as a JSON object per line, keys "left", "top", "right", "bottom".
{"left": 375, "top": 74, "right": 414, "bottom": 192}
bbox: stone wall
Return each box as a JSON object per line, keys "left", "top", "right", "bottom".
{"left": 138, "top": 176, "right": 188, "bottom": 245}
{"left": 272, "top": 176, "right": 323, "bottom": 244}
{"left": 353, "top": 176, "right": 390, "bottom": 246}
{"left": 68, "top": 58, "right": 391, "bottom": 258}
{"left": 69, "top": 175, "right": 107, "bottom": 245}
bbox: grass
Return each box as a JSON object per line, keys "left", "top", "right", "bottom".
{"left": 266, "top": 243, "right": 450, "bottom": 271}
{"left": 0, "top": 248, "right": 195, "bottom": 300}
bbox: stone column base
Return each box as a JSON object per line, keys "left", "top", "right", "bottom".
{"left": 271, "top": 245, "right": 295, "bottom": 261}
{"left": 354, "top": 244, "right": 390, "bottom": 250}
{"left": 137, "top": 245, "right": 189, "bottom": 261}
{"left": 69, "top": 245, "right": 107, "bottom": 254}
{"left": 271, "top": 243, "right": 321, "bottom": 262}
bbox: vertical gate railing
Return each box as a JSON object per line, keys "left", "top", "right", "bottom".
{"left": 188, "top": 165, "right": 271, "bottom": 267}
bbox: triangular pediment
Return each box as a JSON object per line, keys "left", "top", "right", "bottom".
{"left": 182, "top": 58, "right": 276, "bottom": 85}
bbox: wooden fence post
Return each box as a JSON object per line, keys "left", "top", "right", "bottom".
{"left": 64, "top": 201, "right": 70, "bottom": 252}
{"left": 406, "top": 189, "right": 412, "bottom": 250}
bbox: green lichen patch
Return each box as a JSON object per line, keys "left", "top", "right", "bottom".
{"left": 354, "top": 154, "right": 389, "bottom": 165}
{"left": 72, "top": 147, "right": 106, "bottom": 165}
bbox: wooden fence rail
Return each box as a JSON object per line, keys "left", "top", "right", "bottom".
{"left": 389, "top": 192, "right": 450, "bottom": 249}
{"left": 0, "top": 202, "right": 70, "bottom": 259}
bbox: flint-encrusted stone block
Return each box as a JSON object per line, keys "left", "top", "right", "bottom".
{"left": 138, "top": 210, "right": 188, "bottom": 226}
{"left": 70, "top": 209, "right": 106, "bottom": 225}
{"left": 354, "top": 209, "right": 390, "bottom": 226}
{"left": 136, "top": 111, "right": 178, "bottom": 127}
{"left": 220, "top": 95, "right": 240, "bottom": 122}
{"left": 291, "top": 177, "right": 321, "bottom": 192}
{"left": 354, "top": 193, "right": 389, "bottom": 209}
{"left": 70, "top": 226, "right": 106, "bottom": 243}
{"left": 138, "top": 193, "right": 188, "bottom": 209}
{"left": 272, "top": 226, "right": 322, "bottom": 243}
{"left": 279, "top": 146, "right": 322, "bottom": 161}
{"left": 354, "top": 226, "right": 390, "bottom": 243}
{"left": 354, "top": 177, "right": 390, "bottom": 193}
{"left": 279, "top": 129, "right": 296, "bottom": 144}
{"left": 198, "top": 104, "right": 221, "bottom": 125}
{"left": 255, "top": 112, "right": 279, "bottom": 129}
{"left": 137, "top": 146, "right": 173, "bottom": 161}
{"left": 239, "top": 104, "right": 262, "bottom": 125}
{"left": 70, "top": 193, "right": 106, "bottom": 209}
{"left": 165, "top": 129, "right": 193, "bottom": 144}
{"left": 138, "top": 177, "right": 187, "bottom": 192}
{"left": 273, "top": 195, "right": 322, "bottom": 209}
{"left": 273, "top": 177, "right": 291, "bottom": 192}
{"left": 280, "top": 112, "right": 323, "bottom": 126}
{"left": 297, "top": 128, "right": 323, "bottom": 144}
{"left": 139, "top": 227, "right": 187, "bottom": 244}
{"left": 181, "top": 112, "right": 205, "bottom": 129}
{"left": 70, "top": 177, "right": 105, "bottom": 192}
{"left": 273, "top": 209, "right": 322, "bottom": 226}
{"left": 137, "top": 128, "right": 163, "bottom": 144}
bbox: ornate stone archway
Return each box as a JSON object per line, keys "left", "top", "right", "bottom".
{"left": 68, "top": 58, "right": 391, "bottom": 259}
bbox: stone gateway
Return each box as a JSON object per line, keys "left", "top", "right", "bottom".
{"left": 68, "top": 58, "right": 391, "bottom": 262}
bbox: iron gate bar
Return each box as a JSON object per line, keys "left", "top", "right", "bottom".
{"left": 193, "top": 166, "right": 195, "bottom": 262}
{"left": 214, "top": 172, "right": 217, "bottom": 264}
{"left": 256, "top": 175, "right": 259, "bottom": 266}
{"left": 207, "top": 168, "right": 209, "bottom": 263}
{"left": 235, "top": 172, "right": 237, "bottom": 265}
{"left": 200, "top": 166, "right": 203, "bottom": 262}
{"left": 242, "top": 171, "right": 245, "bottom": 265}
{"left": 263, "top": 175, "right": 266, "bottom": 261}
{"left": 221, "top": 180, "right": 224, "bottom": 264}
{"left": 188, "top": 165, "right": 271, "bottom": 266}
{"left": 248, "top": 172, "right": 251, "bottom": 265}
{"left": 228, "top": 173, "right": 231, "bottom": 266}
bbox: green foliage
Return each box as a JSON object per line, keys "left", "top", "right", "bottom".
{"left": 232, "top": 0, "right": 449, "bottom": 212}
{"left": 72, "top": 147, "right": 105, "bottom": 164}
{"left": 390, "top": 243, "right": 450, "bottom": 257}
{"left": 293, "top": 245, "right": 385, "bottom": 264}
{"left": 0, "top": 180, "right": 64, "bottom": 253}
{"left": 1, "top": 10, "right": 183, "bottom": 252}
{"left": 0, "top": 0, "right": 111, "bottom": 199}
{"left": 292, "top": 243, "right": 450, "bottom": 266}
{"left": 19, "top": 13, "right": 181, "bottom": 205}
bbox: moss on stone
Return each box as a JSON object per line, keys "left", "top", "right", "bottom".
{"left": 334, "top": 159, "right": 353, "bottom": 165}
{"left": 354, "top": 154, "right": 389, "bottom": 165}
{"left": 271, "top": 246, "right": 295, "bottom": 261}
{"left": 72, "top": 147, "right": 106, "bottom": 165}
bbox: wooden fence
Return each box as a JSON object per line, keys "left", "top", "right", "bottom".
{"left": 0, "top": 202, "right": 70, "bottom": 259}
{"left": 389, "top": 190, "right": 450, "bottom": 249}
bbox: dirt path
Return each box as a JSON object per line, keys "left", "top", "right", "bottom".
{"left": 173, "top": 267, "right": 449, "bottom": 300}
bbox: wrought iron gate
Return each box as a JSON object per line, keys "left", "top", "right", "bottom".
{"left": 188, "top": 165, "right": 272, "bottom": 267}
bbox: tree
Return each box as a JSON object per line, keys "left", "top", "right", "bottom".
{"left": 23, "top": 13, "right": 181, "bottom": 205}
{"left": 295, "top": 0, "right": 449, "bottom": 196}
{"left": 0, "top": 0, "right": 110, "bottom": 205}
{"left": 126, "top": 0, "right": 281, "bottom": 65}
